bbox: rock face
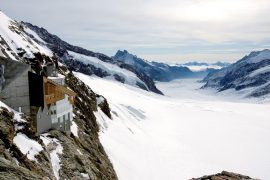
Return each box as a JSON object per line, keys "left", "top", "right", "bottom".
{"left": 191, "top": 171, "right": 258, "bottom": 180}
{"left": 22, "top": 22, "right": 163, "bottom": 95}
{"left": 113, "top": 50, "right": 194, "bottom": 81}
{"left": 202, "top": 49, "right": 270, "bottom": 97}
{"left": 57, "top": 68, "right": 117, "bottom": 179}
{"left": 0, "top": 11, "right": 118, "bottom": 179}
{"left": 0, "top": 157, "right": 44, "bottom": 180}
{"left": 0, "top": 67, "right": 118, "bottom": 179}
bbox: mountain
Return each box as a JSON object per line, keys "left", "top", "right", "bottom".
{"left": 21, "top": 22, "right": 163, "bottom": 95}
{"left": 0, "top": 12, "right": 52, "bottom": 60}
{"left": 191, "top": 171, "right": 255, "bottom": 180}
{"left": 0, "top": 10, "right": 267, "bottom": 180}
{"left": 113, "top": 50, "right": 222, "bottom": 81}
{"left": 113, "top": 50, "right": 196, "bottom": 81}
{"left": 0, "top": 11, "right": 118, "bottom": 179}
{"left": 202, "top": 49, "right": 270, "bottom": 98}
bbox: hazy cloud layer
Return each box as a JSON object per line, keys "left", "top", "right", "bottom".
{"left": 1, "top": 0, "right": 270, "bottom": 62}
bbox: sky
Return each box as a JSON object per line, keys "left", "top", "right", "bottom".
{"left": 1, "top": 0, "right": 270, "bottom": 63}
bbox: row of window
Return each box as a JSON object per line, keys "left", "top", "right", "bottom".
{"left": 57, "top": 112, "right": 71, "bottom": 123}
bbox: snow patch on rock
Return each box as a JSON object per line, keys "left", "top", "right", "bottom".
{"left": 13, "top": 133, "right": 43, "bottom": 162}
{"left": 40, "top": 134, "right": 63, "bottom": 180}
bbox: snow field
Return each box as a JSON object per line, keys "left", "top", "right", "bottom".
{"left": 76, "top": 72, "right": 270, "bottom": 180}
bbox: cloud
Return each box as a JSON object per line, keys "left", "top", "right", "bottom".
{"left": 1, "top": 0, "right": 270, "bottom": 62}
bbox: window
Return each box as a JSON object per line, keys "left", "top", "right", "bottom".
{"left": 51, "top": 110, "right": 56, "bottom": 115}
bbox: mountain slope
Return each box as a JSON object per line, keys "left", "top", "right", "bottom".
{"left": 0, "top": 11, "right": 117, "bottom": 179}
{"left": 112, "top": 50, "right": 225, "bottom": 81}
{"left": 21, "top": 22, "right": 163, "bottom": 95}
{"left": 113, "top": 50, "right": 194, "bottom": 81}
{"left": 202, "top": 49, "right": 270, "bottom": 98}
{"left": 0, "top": 11, "right": 52, "bottom": 60}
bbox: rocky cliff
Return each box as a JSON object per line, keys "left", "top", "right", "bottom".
{"left": 191, "top": 171, "right": 258, "bottom": 180}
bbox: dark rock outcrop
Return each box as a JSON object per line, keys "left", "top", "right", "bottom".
{"left": 191, "top": 171, "right": 258, "bottom": 180}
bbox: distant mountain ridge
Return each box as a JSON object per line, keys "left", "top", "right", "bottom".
{"left": 181, "top": 61, "right": 230, "bottom": 67}
{"left": 22, "top": 22, "right": 163, "bottom": 95}
{"left": 202, "top": 49, "right": 270, "bottom": 98}
{"left": 113, "top": 50, "right": 217, "bottom": 81}
{"left": 179, "top": 61, "right": 230, "bottom": 72}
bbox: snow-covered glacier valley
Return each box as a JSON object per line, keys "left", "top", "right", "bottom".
{"left": 76, "top": 73, "right": 270, "bottom": 180}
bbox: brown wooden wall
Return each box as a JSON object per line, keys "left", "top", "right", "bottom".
{"left": 43, "top": 77, "right": 75, "bottom": 106}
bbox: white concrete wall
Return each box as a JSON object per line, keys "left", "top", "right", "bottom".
{"left": 50, "top": 95, "right": 72, "bottom": 132}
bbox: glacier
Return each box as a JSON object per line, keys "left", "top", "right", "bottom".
{"left": 76, "top": 73, "right": 270, "bottom": 180}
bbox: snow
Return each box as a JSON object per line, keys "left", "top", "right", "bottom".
{"left": 0, "top": 11, "right": 52, "bottom": 60}
{"left": 0, "top": 101, "right": 26, "bottom": 123}
{"left": 0, "top": 100, "right": 28, "bottom": 131}
{"left": 182, "top": 65, "right": 222, "bottom": 72}
{"left": 81, "top": 173, "right": 90, "bottom": 179}
{"left": 23, "top": 26, "right": 46, "bottom": 44}
{"left": 13, "top": 133, "right": 43, "bottom": 162}
{"left": 68, "top": 51, "right": 147, "bottom": 89}
{"left": 50, "top": 142, "right": 63, "bottom": 180}
{"left": 96, "top": 96, "right": 105, "bottom": 105}
{"left": 156, "top": 79, "right": 258, "bottom": 103}
{"left": 71, "top": 120, "right": 79, "bottom": 137}
{"left": 94, "top": 108, "right": 110, "bottom": 132}
{"left": 40, "top": 134, "right": 63, "bottom": 180}
{"left": 246, "top": 49, "right": 270, "bottom": 64}
{"left": 77, "top": 149, "right": 83, "bottom": 155}
{"left": 75, "top": 72, "right": 270, "bottom": 180}
{"left": 13, "top": 157, "right": 19, "bottom": 166}
{"left": 249, "top": 65, "right": 270, "bottom": 77}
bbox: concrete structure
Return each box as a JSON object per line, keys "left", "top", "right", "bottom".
{"left": 0, "top": 57, "right": 31, "bottom": 114}
{"left": 0, "top": 57, "right": 75, "bottom": 134}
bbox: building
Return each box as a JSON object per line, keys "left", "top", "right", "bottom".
{"left": 0, "top": 56, "right": 75, "bottom": 134}
{"left": 29, "top": 71, "right": 75, "bottom": 134}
